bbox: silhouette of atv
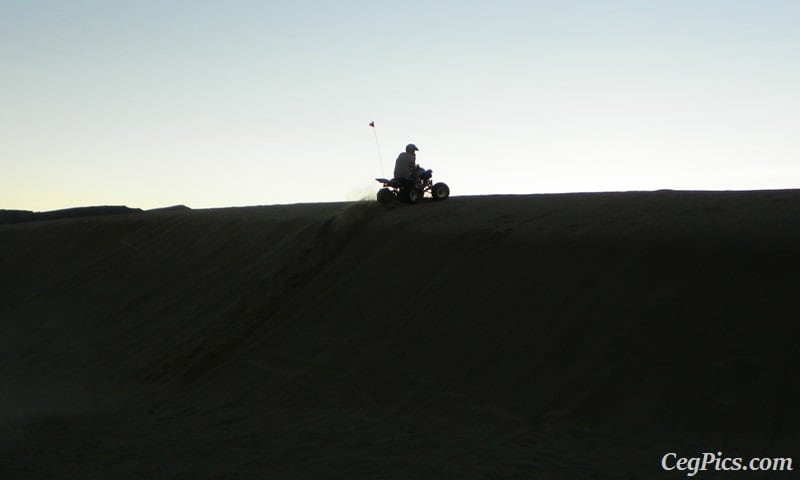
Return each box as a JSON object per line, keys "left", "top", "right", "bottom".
{"left": 375, "top": 167, "right": 450, "bottom": 204}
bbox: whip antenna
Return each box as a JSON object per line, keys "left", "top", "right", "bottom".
{"left": 369, "top": 121, "right": 384, "bottom": 177}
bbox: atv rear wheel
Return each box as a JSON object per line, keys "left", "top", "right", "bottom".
{"left": 432, "top": 182, "right": 450, "bottom": 201}
{"left": 406, "top": 188, "right": 421, "bottom": 204}
{"left": 377, "top": 188, "right": 394, "bottom": 204}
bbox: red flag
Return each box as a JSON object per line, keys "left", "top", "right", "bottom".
{"left": 369, "top": 121, "right": 375, "bottom": 127}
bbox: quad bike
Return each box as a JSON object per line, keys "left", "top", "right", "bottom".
{"left": 375, "top": 166, "right": 450, "bottom": 205}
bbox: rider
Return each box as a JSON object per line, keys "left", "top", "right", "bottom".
{"left": 393, "top": 143, "right": 419, "bottom": 187}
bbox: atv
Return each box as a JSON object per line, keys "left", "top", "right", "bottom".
{"left": 375, "top": 166, "right": 450, "bottom": 205}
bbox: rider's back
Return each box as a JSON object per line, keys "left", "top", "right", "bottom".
{"left": 393, "top": 152, "right": 415, "bottom": 180}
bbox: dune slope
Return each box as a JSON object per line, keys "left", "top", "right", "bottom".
{"left": 2, "top": 191, "right": 800, "bottom": 479}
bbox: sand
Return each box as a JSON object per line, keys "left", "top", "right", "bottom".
{"left": 2, "top": 190, "right": 800, "bottom": 479}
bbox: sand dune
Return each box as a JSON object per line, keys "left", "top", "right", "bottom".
{"left": 0, "top": 206, "right": 144, "bottom": 225}
{"left": 2, "top": 191, "right": 800, "bottom": 478}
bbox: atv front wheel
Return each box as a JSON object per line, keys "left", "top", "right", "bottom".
{"left": 432, "top": 182, "right": 450, "bottom": 201}
{"left": 377, "top": 188, "right": 394, "bottom": 205}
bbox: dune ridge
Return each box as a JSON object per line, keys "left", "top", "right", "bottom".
{"left": 2, "top": 191, "right": 800, "bottom": 478}
{"left": 0, "top": 206, "right": 144, "bottom": 225}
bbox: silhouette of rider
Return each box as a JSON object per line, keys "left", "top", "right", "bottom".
{"left": 393, "top": 144, "right": 419, "bottom": 187}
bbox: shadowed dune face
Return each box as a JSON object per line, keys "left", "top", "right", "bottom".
{"left": 2, "top": 192, "right": 800, "bottom": 478}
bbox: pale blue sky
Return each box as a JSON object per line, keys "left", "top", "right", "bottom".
{"left": 2, "top": 1, "right": 799, "bottom": 210}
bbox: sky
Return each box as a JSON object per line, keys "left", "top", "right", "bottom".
{"left": 2, "top": 0, "right": 799, "bottom": 210}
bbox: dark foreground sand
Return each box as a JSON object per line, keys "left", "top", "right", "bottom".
{"left": 2, "top": 191, "right": 800, "bottom": 479}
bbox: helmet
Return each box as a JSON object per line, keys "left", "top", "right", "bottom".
{"left": 405, "top": 144, "right": 419, "bottom": 153}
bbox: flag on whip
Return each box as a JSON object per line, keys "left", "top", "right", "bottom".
{"left": 369, "top": 120, "right": 384, "bottom": 176}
